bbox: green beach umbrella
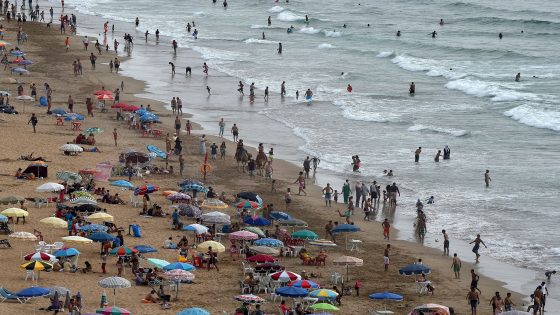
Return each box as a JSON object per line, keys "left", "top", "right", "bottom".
{"left": 310, "top": 303, "right": 339, "bottom": 311}
{"left": 291, "top": 229, "right": 319, "bottom": 240}
{"left": 82, "top": 127, "right": 103, "bottom": 135}
{"left": 146, "top": 258, "right": 170, "bottom": 269}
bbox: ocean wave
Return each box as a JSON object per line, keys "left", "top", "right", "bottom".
{"left": 277, "top": 11, "right": 305, "bottom": 22}
{"left": 243, "top": 38, "right": 277, "bottom": 44}
{"left": 193, "top": 11, "right": 206, "bottom": 17}
{"left": 323, "top": 30, "right": 342, "bottom": 37}
{"left": 391, "top": 55, "right": 466, "bottom": 80}
{"left": 191, "top": 46, "right": 248, "bottom": 63}
{"left": 298, "top": 27, "right": 321, "bottom": 34}
{"left": 445, "top": 78, "right": 539, "bottom": 102}
{"left": 407, "top": 124, "right": 470, "bottom": 137}
{"left": 317, "top": 43, "right": 334, "bottom": 49}
{"left": 250, "top": 24, "right": 284, "bottom": 29}
{"left": 268, "top": 6, "right": 285, "bottom": 13}
{"left": 376, "top": 51, "right": 394, "bottom": 58}
{"left": 504, "top": 105, "right": 560, "bottom": 132}
{"left": 460, "top": 16, "right": 560, "bottom": 27}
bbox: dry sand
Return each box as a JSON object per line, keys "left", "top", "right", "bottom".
{"left": 0, "top": 20, "right": 523, "bottom": 315}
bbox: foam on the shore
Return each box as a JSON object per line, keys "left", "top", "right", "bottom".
{"left": 504, "top": 104, "right": 560, "bottom": 131}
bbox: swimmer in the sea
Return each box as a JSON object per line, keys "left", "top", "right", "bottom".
{"left": 305, "top": 15, "right": 309, "bottom": 23}
{"left": 168, "top": 62, "right": 175, "bottom": 75}
{"left": 278, "top": 42, "right": 282, "bottom": 54}
{"left": 515, "top": 72, "right": 521, "bottom": 82}
{"left": 439, "top": 18, "right": 444, "bottom": 25}
{"left": 347, "top": 84, "right": 352, "bottom": 92}
{"left": 409, "top": 82, "right": 415, "bottom": 94}
{"left": 305, "top": 89, "right": 313, "bottom": 100}
{"left": 262, "top": 32, "right": 265, "bottom": 40}
{"left": 431, "top": 31, "right": 437, "bottom": 38}
{"left": 343, "top": 24, "right": 347, "bottom": 28}
{"left": 206, "top": 86, "right": 211, "bottom": 95}
{"left": 295, "top": 90, "right": 299, "bottom": 100}
{"left": 396, "top": 30, "right": 401, "bottom": 37}
{"left": 268, "top": 16, "right": 271, "bottom": 26}
{"left": 499, "top": 32, "right": 503, "bottom": 39}
{"left": 223, "top": 0, "right": 227, "bottom": 7}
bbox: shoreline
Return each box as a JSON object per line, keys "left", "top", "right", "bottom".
{"left": 0, "top": 3, "right": 546, "bottom": 314}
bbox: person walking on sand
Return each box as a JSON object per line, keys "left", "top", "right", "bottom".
{"left": 284, "top": 188, "right": 292, "bottom": 211}
{"left": 112, "top": 128, "right": 118, "bottom": 147}
{"left": 231, "top": 123, "right": 239, "bottom": 142}
{"left": 504, "top": 292, "right": 516, "bottom": 311}
{"left": 185, "top": 120, "right": 192, "bottom": 135}
{"left": 384, "top": 244, "right": 390, "bottom": 271}
{"left": 294, "top": 171, "right": 306, "bottom": 195}
{"left": 485, "top": 170, "right": 491, "bottom": 187}
{"left": 27, "top": 113, "right": 37, "bottom": 133}
{"left": 467, "top": 286, "right": 480, "bottom": 315}
{"left": 64, "top": 36, "right": 70, "bottom": 51}
{"left": 470, "top": 234, "right": 487, "bottom": 262}
{"left": 470, "top": 269, "right": 482, "bottom": 294}
{"left": 177, "top": 97, "right": 183, "bottom": 115}
{"left": 452, "top": 253, "right": 461, "bottom": 279}
{"left": 342, "top": 179, "right": 351, "bottom": 204}
{"left": 219, "top": 118, "right": 225, "bottom": 137}
{"left": 414, "top": 146, "right": 422, "bottom": 163}
{"left": 382, "top": 218, "right": 390, "bottom": 240}
{"left": 322, "top": 183, "right": 333, "bottom": 207}
{"left": 442, "top": 229, "right": 450, "bottom": 256}
{"left": 174, "top": 116, "right": 181, "bottom": 136}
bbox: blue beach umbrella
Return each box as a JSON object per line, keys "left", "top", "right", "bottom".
{"left": 64, "top": 113, "right": 84, "bottom": 121}
{"left": 53, "top": 248, "right": 81, "bottom": 257}
{"left": 269, "top": 211, "right": 292, "bottom": 221}
{"left": 254, "top": 238, "right": 283, "bottom": 247}
{"left": 275, "top": 286, "right": 308, "bottom": 298}
{"left": 291, "top": 229, "right": 318, "bottom": 240}
{"left": 398, "top": 263, "right": 432, "bottom": 276}
{"left": 146, "top": 144, "right": 167, "bottom": 159}
{"left": 110, "top": 180, "right": 134, "bottom": 189}
{"left": 0, "top": 214, "right": 8, "bottom": 223}
{"left": 78, "top": 224, "right": 108, "bottom": 233}
{"left": 51, "top": 108, "right": 67, "bottom": 116}
{"left": 133, "top": 245, "right": 157, "bottom": 254}
{"left": 177, "top": 308, "right": 210, "bottom": 315}
{"left": 18, "top": 59, "right": 34, "bottom": 66}
{"left": 11, "top": 67, "right": 29, "bottom": 74}
{"left": 180, "top": 183, "right": 208, "bottom": 193}
{"left": 10, "top": 50, "right": 25, "bottom": 57}
{"left": 368, "top": 292, "right": 403, "bottom": 301}
{"left": 163, "top": 262, "right": 195, "bottom": 271}
{"left": 331, "top": 224, "right": 360, "bottom": 234}
{"left": 243, "top": 216, "right": 271, "bottom": 226}
{"left": 178, "top": 179, "right": 204, "bottom": 187}
{"left": 15, "top": 286, "right": 50, "bottom": 298}
{"left": 87, "top": 232, "right": 114, "bottom": 243}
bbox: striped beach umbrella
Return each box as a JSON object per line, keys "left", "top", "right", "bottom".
{"left": 20, "top": 260, "right": 53, "bottom": 271}
{"left": 288, "top": 279, "right": 320, "bottom": 289}
{"left": 233, "top": 294, "right": 266, "bottom": 304}
{"left": 24, "top": 252, "right": 56, "bottom": 262}
{"left": 235, "top": 200, "right": 260, "bottom": 209}
{"left": 269, "top": 270, "right": 300, "bottom": 282}
{"left": 309, "top": 289, "right": 339, "bottom": 300}
{"left": 134, "top": 183, "right": 159, "bottom": 196}
{"left": 109, "top": 246, "right": 139, "bottom": 257}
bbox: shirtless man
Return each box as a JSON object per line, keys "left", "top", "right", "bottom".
{"left": 442, "top": 229, "right": 449, "bottom": 256}
{"left": 280, "top": 81, "right": 286, "bottom": 96}
{"left": 485, "top": 170, "right": 491, "bottom": 187}
{"left": 322, "top": 183, "right": 333, "bottom": 207}
{"left": 294, "top": 171, "right": 306, "bottom": 196}
{"left": 452, "top": 253, "right": 461, "bottom": 279}
{"left": 382, "top": 219, "right": 390, "bottom": 240}
{"left": 414, "top": 146, "right": 422, "bottom": 163}
{"left": 470, "top": 269, "right": 482, "bottom": 294}
{"left": 467, "top": 287, "right": 480, "bottom": 315}
{"left": 469, "top": 234, "right": 487, "bottom": 262}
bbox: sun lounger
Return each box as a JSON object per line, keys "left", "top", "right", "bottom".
{"left": 0, "top": 239, "right": 11, "bottom": 248}
{"left": 0, "top": 287, "right": 29, "bottom": 303}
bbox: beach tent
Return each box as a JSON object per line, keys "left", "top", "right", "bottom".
{"left": 23, "top": 162, "right": 48, "bottom": 178}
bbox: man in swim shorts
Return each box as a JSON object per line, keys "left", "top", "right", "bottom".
{"left": 452, "top": 253, "right": 461, "bottom": 279}
{"left": 469, "top": 234, "right": 487, "bottom": 262}
{"left": 467, "top": 287, "right": 480, "bottom": 315}
{"left": 322, "top": 183, "right": 333, "bottom": 207}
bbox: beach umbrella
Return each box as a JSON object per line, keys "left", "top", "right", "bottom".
{"left": 61, "top": 236, "right": 93, "bottom": 244}
{"left": 82, "top": 127, "right": 104, "bottom": 135}
{"left": 48, "top": 286, "right": 70, "bottom": 298}
{"left": 183, "top": 224, "right": 209, "bottom": 234}
{"left": 15, "top": 286, "right": 50, "bottom": 298}
{"left": 59, "top": 144, "right": 83, "bottom": 153}
{"left": 175, "top": 204, "right": 202, "bottom": 218}
{"left": 133, "top": 245, "right": 157, "bottom": 253}
{"left": 411, "top": 304, "right": 450, "bottom": 315}
{"left": 96, "top": 306, "right": 131, "bottom": 315}
{"left": 78, "top": 224, "right": 107, "bottom": 233}
{"left": 11, "top": 67, "right": 29, "bottom": 74}
{"left": 2, "top": 207, "right": 29, "bottom": 218}
{"left": 244, "top": 226, "right": 266, "bottom": 238}
{"left": 331, "top": 224, "right": 360, "bottom": 234}
{"left": 399, "top": 263, "right": 432, "bottom": 276}
{"left": 233, "top": 294, "right": 266, "bottom": 304}
{"left": 87, "top": 212, "right": 114, "bottom": 222}
{"left": 288, "top": 279, "right": 320, "bottom": 289}
{"left": 0, "top": 195, "right": 25, "bottom": 205}
{"left": 54, "top": 248, "right": 81, "bottom": 257}
{"left": 291, "top": 229, "right": 318, "bottom": 240}
{"left": 69, "top": 197, "right": 97, "bottom": 205}
{"left": 20, "top": 260, "right": 53, "bottom": 271}
{"left": 39, "top": 217, "right": 67, "bottom": 229}
{"left": 10, "top": 50, "right": 25, "bottom": 57}
{"left": 88, "top": 232, "right": 114, "bottom": 243}
{"left": 163, "top": 262, "right": 195, "bottom": 271}
{"left": 270, "top": 270, "right": 301, "bottom": 282}
{"left": 93, "top": 90, "right": 113, "bottom": 96}
{"left": 269, "top": 211, "right": 292, "bottom": 221}
{"left": 99, "top": 277, "right": 131, "bottom": 307}
{"left": 309, "top": 239, "right": 337, "bottom": 248}
{"left": 177, "top": 179, "right": 204, "bottom": 187}
{"left": 121, "top": 105, "right": 140, "bottom": 112}
{"left": 163, "top": 269, "right": 195, "bottom": 281}
{"left": 277, "top": 218, "right": 308, "bottom": 228}
{"left": 111, "top": 102, "right": 129, "bottom": 109}
{"left": 167, "top": 192, "right": 191, "bottom": 201}
{"left": 177, "top": 308, "right": 210, "bottom": 315}
{"left": 236, "top": 200, "right": 261, "bottom": 209}
{"left": 197, "top": 241, "right": 225, "bottom": 253}
{"left": 200, "top": 198, "right": 228, "bottom": 209}
{"left": 36, "top": 182, "right": 65, "bottom": 192}
{"left": 310, "top": 303, "right": 339, "bottom": 311}
{"left": 254, "top": 238, "right": 283, "bottom": 248}
{"left": 146, "top": 258, "right": 170, "bottom": 269}
{"left": 0, "top": 214, "right": 7, "bottom": 222}
{"left": 275, "top": 286, "right": 308, "bottom": 297}
{"left": 109, "top": 246, "right": 138, "bottom": 257}
{"left": 134, "top": 183, "right": 159, "bottom": 196}
{"left": 254, "top": 263, "right": 284, "bottom": 274}
{"left": 63, "top": 113, "right": 85, "bottom": 121}
{"left": 200, "top": 211, "right": 230, "bottom": 224}
{"left": 247, "top": 254, "right": 277, "bottom": 263}
{"left": 146, "top": 144, "right": 167, "bottom": 159}
{"left": 9, "top": 231, "right": 36, "bottom": 240}
{"left": 369, "top": 291, "right": 403, "bottom": 301}
{"left": 76, "top": 204, "right": 102, "bottom": 213}
{"left": 248, "top": 246, "right": 280, "bottom": 256}
{"left": 333, "top": 255, "right": 363, "bottom": 281}
{"left": 162, "top": 190, "right": 178, "bottom": 196}
{"left": 243, "top": 215, "right": 271, "bottom": 226}
{"left": 309, "top": 289, "right": 339, "bottom": 300}
{"left": 229, "top": 230, "right": 259, "bottom": 241}
{"left": 24, "top": 251, "right": 56, "bottom": 262}
{"left": 501, "top": 311, "right": 531, "bottom": 315}
{"left": 110, "top": 180, "right": 134, "bottom": 189}
{"left": 236, "top": 192, "right": 263, "bottom": 204}
{"left": 96, "top": 94, "right": 114, "bottom": 101}
{"left": 51, "top": 108, "right": 67, "bottom": 116}
{"left": 56, "top": 171, "right": 82, "bottom": 183}
{"left": 180, "top": 183, "right": 208, "bottom": 193}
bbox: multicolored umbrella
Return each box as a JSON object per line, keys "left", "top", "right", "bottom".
{"left": 24, "top": 251, "right": 56, "bottom": 262}
{"left": 288, "top": 279, "right": 320, "bottom": 289}
{"left": 269, "top": 270, "right": 300, "bottom": 282}
{"left": 162, "top": 269, "right": 195, "bottom": 281}
{"left": 9, "top": 231, "right": 36, "bottom": 240}
{"left": 110, "top": 180, "right": 134, "bottom": 189}
{"left": 69, "top": 197, "right": 97, "bottom": 205}
{"left": 96, "top": 94, "right": 114, "bottom": 101}
{"left": 309, "top": 289, "right": 339, "bottom": 300}
{"left": 235, "top": 200, "right": 260, "bottom": 209}
{"left": 253, "top": 238, "right": 283, "bottom": 247}
{"left": 20, "top": 260, "right": 53, "bottom": 271}
{"left": 200, "top": 211, "right": 230, "bottom": 224}
{"left": 174, "top": 204, "right": 202, "bottom": 218}
{"left": 179, "top": 183, "right": 208, "bottom": 193}
{"left": 134, "top": 183, "right": 160, "bottom": 196}
{"left": 56, "top": 171, "right": 82, "bottom": 183}
{"left": 233, "top": 294, "right": 266, "bottom": 304}
{"left": 109, "top": 246, "right": 139, "bottom": 257}
{"left": 96, "top": 306, "right": 131, "bottom": 315}
{"left": 247, "top": 254, "right": 277, "bottom": 264}
{"left": 167, "top": 193, "right": 191, "bottom": 201}
{"left": 291, "top": 229, "right": 318, "bottom": 240}
{"left": 229, "top": 230, "right": 259, "bottom": 241}
{"left": 81, "top": 127, "right": 104, "bottom": 135}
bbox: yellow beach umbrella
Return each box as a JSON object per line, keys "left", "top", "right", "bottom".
{"left": 201, "top": 198, "right": 228, "bottom": 209}
{"left": 39, "top": 217, "right": 67, "bottom": 229}
{"left": 1, "top": 207, "right": 29, "bottom": 218}
{"left": 197, "top": 241, "right": 225, "bottom": 253}
{"left": 87, "top": 212, "right": 114, "bottom": 222}
{"left": 20, "top": 260, "right": 53, "bottom": 271}
{"left": 62, "top": 236, "right": 94, "bottom": 244}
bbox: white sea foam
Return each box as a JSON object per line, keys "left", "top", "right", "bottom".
{"left": 407, "top": 124, "right": 470, "bottom": 137}
{"left": 277, "top": 11, "right": 305, "bottom": 22}
{"left": 243, "top": 38, "right": 277, "bottom": 44}
{"left": 376, "top": 51, "right": 394, "bottom": 58}
{"left": 323, "top": 30, "right": 342, "bottom": 37}
{"left": 298, "top": 27, "right": 321, "bottom": 34}
{"left": 268, "top": 6, "right": 285, "bottom": 13}
{"left": 445, "top": 78, "right": 539, "bottom": 102}
{"left": 504, "top": 105, "right": 560, "bottom": 131}
{"left": 317, "top": 43, "right": 334, "bottom": 49}
{"left": 391, "top": 54, "right": 466, "bottom": 80}
{"left": 250, "top": 24, "right": 284, "bottom": 29}
{"left": 191, "top": 46, "right": 247, "bottom": 63}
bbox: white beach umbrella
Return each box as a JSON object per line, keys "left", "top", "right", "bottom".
{"left": 98, "top": 277, "right": 131, "bottom": 306}
{"left": 59, "top": 144, "right": 83, "bottom": 153}
{"left": 183, "top": 223, "right": 209, "bottom": 234}
{"left": 36, "top": 183, "right": 65, "bottom": 192}
{"left": 200, "top": 211, "right": 231, "bottom": 224}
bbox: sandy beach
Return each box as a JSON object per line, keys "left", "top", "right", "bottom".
{"left": 0, "top": 14, "right": 533, "bottom": 315}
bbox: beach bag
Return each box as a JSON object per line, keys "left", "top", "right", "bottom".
{"left": 131, "top": 224, "right": 142, "bottom": 237}
{"left": 39, "top": 96, "right": 47, "bottom": 106}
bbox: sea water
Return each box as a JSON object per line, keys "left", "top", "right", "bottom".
{"left": 55, "top": 0, "right": 560, "bottom": 280}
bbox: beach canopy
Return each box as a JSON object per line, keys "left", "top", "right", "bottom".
{"left": 0, "top": 195, "right": 25, "bottom": 205}
{"left": 133, "top": 245, "right": 157, "bottom": 253}
{"left": 243, "top": 215, "right": 271, "bottom": 226}
{"left": 15, "top": 286, "right": 50, "bottom": 298}
{"left": 200, "top": 198, "right": 228, "bottom": 209}
{"left": 288, "top": 279, "right": 320, "bottom": 289}
{"left": 183, "top": 224, "right": 209, "bottom": 234}
{"left": 2, "top": 207, "right": 29, "bottom": 217}
{"left": 200, "top": 211, "right": 230, "bottom": 224}
{"left": 177, "top": 308, "right": 210, "bottom": 315}
{"left": 331, "top": 224, "right": 360, "bottom": 233}
{"left": 275, "top": 286, "right": 308, "bottom": 297}
{"left": 110, "top": 180, "right": 134, "bottom": 189}
{"left": 254, "top": 238, "right": 283, "bottom": 247}
{"left": 248, "top": 254, "right": 276, "bottom": 263}
{"left": 54, "top": 248, "right": 81, "bottom": 257}
{"left": 270, "top": 270, "right": 301, "bottom": 282}
{"left": 229, "top": 230, "right": 259, "bottom": 241}
{"left": 291, "top": 229, "right": 318, "bottom": 240}
{"left": 399, "top": 263, "right": 432, "bottom": 276}
{"left": 163, "top": 262, "right": 196, "bottom": 271}
{"left": 197, "top": 241, "right": 225, "bottom": 253}
{"left": 369, "top": 291, "right": 403, "bottom": 301}
{"left": 146, "top": 144, "right": 167, "bottom": 159}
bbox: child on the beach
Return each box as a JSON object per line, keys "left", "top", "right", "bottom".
{"left": 333, "top": 190, "right": 339, "bottom": 203}
{"left": 271, "top": 179, "right": 277, "bottom": 192}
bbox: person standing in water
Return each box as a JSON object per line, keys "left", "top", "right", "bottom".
{"left": 515, "top": 72, "right": 521, "bottom": 82}
{"left": 469, "top": 234, "right": 487, "bottom": 262}
{"left": 155, "top": 29, "right": 159, "bottom": 41}
{"left": 304, "top": 89, "right": 313, "bottom": 101}
{"left": 414, "top": 146, "right": 422, "bottom": 163}
{"left": 409, "top": 82, "right": 415, "bottom": 94}
{"left": 396, "top": 30, "right": 401, "bottom": 37}
{"left": 485, "top": 170, "right": 491, "bottom": 187}
{"left": 442, "top": 230, "right": 450, "bottom": 256}
{"left": 281, "top": 81, "right": 286, "bottom": 96}
{"left": 264, "top": 86, "right": 269, "bottom": 101}
{"left": 203, "top": 62, "right": 209, "bottom": 75}
{"left": 218, "top": 118, "right": 225, "bottom": 137}
{"left": 262, "top": 32, "right": 265, "bottom": 40}
{"left": 135, "top": 17, "right": 139, "bottom": 27}
{"left": 499, "top": 32, "right": 503, "bottom": 39}
{"left": 443, "top": 145, "right": 451, "bottom": 159}
{"left": 172, "top": 40, "right": 178, "bottom": 53}
{"left": 434, "top": 150, "right": 441, "bottom": 162}
{"left": 267, "top": 16, "right": 271, "bottom": 26}
{"left": 278, "top": 42, "right": 282, "bottom": 54}
{"left": 439, "top": 18, "right": 444, "bottom": 25}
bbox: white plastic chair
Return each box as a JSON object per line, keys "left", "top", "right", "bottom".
{"left": 24, "top": 270, "right": 35, "bottom": 281}
{"left": 241, "top": 261, "right": 253, "bottom": 276}
{"left": 331, "top": 271, "right": 342, "bottom": 285}
{"left": 35, "top": 241, "right": 46, "bottom": 252}
{"left": 129, "top": 195, "right": 140, "bottom": 208}
{"left": 53, "top": 242, "right": 64, "bottom": 250}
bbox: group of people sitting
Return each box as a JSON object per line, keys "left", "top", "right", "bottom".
{"left": 74, "top": 133, "right": 96, "bottom": 145}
